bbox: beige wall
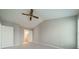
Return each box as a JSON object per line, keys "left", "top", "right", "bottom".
{"left": 33, "top": 16, "right": 77, "bottom": 49}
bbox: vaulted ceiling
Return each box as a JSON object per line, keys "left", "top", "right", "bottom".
{"left": 0, "top": 9, "right": 79, "bottom": 29}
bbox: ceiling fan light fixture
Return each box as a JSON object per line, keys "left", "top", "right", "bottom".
{"left": 22, "top": 9, "right": 39, "bottom": 21}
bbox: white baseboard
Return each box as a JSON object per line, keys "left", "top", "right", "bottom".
{"left": 32, "top": 42, "right": 64, "bottom": 49}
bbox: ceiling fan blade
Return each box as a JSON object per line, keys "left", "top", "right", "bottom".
{"left": 22, "top": 13, "right": 30, "bottom": 16}
{"left": 32, "top": 15, "right": 39, "bottom": 19}
{"left": 30, "top": 9, "right": 33, "bottom": 15}
{"left": 30, "top": 16, "right": 32, "bottom": 21}
{"left": 22, "top": 13, "right": 26, "bottom": 15}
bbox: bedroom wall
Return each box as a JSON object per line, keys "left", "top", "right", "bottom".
{"left": 33, "top": 16, "right": 77, "bottom": 49}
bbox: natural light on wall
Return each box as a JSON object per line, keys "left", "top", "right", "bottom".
{"left": 23, "top": 29, "right": 32, "bottom": 45}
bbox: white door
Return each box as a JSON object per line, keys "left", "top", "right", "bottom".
{"left": 2, "top": 25, "right": 14, "bottom": 48}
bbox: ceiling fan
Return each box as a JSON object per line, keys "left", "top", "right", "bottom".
{"left": 22, "top": 9, "right": 39, "bottom": 21}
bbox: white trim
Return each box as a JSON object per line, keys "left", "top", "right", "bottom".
{"left": 32, "top": 42, "right": 64, "bottom": 49}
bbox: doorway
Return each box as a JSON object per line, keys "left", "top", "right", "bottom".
{"left": 23, "top": 29, "right": 33, "bottom": 45}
